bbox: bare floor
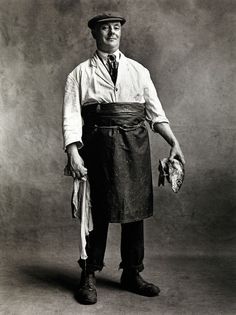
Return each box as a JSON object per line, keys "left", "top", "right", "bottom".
{"left": 1, "top": 242, "right": 235, "bottom": 315}
{"left": 0, "top": 219, "right": 235, "bottom": 315}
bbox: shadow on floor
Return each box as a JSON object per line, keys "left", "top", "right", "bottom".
{"left": 18, "top": 265, "right": 79, "bottom": 292}
{"left": 17, "top": 264, "right": 121, "bottom": 292}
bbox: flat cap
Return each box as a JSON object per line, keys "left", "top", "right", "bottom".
{"left": 88, "top": 12, "right": 126, "bottom": 29}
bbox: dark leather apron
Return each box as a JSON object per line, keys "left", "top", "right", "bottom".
{"left": 80, "top": 102, "right": 153, "bottom": 223}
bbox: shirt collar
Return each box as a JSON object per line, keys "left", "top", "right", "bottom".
{"left": 96, "top": 49, "right": 121, "bottom": 63}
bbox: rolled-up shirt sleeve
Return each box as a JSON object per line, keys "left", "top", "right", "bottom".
{"left": 143, "top": 69, "right": 169, "bottom": 130}
{"left": 62, "top": 72, "right": 83, "bottom": 150}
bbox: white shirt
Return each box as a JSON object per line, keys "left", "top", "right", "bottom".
{"left": 63, "top": 50, "right": 169, "bottom": 149}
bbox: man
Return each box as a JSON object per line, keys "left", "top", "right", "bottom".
{"left": 63, "top": 12, "right": 185, "bottom": 305}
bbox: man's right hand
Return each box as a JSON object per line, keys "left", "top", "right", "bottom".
{"left": 66, "top": 143, "right": 87, "bottom": 180}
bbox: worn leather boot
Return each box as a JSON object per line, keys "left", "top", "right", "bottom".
{"left": 120, "top": 269, "right": 160, "bottom": 297}
{"left": 76, "top": 270, "right": 97, "bottom": 304}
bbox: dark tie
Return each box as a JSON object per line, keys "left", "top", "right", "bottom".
{"left": 107, "top": 54, "right": 118, "bottom": 84}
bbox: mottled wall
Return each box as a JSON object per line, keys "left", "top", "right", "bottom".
{"left": 0, "top": 0, "right": 235, "bottom": 256}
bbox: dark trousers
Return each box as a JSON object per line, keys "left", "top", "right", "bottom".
{"left": 78, "top": 219, "right": 144, "bottom": 273}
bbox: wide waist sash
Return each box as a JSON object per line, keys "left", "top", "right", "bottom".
{"left": 82, "top": 102, "right": 146, "bottom": 128}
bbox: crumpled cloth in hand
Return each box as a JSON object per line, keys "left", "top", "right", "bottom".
{"left": 64, "top": 164, "right": 93, "bottom": 260}
{"left": 158, "top": 158, "right": 185, "bottom": 193}
{"left": 72, "top": 178, "right": 93, "bottom": 260}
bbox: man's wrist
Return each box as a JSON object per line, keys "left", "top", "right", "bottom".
{"left": 66, "top": 143, "right": 78, "bottom": 155}
{"left": 170, "top": 140, "right": 179, "bottom": 147}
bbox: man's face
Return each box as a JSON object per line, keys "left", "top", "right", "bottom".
{"left": 93, "top": 21, "right": 121, "bottom": 53}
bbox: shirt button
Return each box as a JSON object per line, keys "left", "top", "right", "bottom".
{"left": 115, "top": 88, "right": 118, "bottom": 91}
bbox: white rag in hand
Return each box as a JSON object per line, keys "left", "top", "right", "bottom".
{"left": 72, "top": 178, "right": 93, "bottom": 260}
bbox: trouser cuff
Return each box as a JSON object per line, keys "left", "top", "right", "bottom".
{"left": 78, "top": 258, "right": 105, "bottom": 273}
{"left": 119, "top": 262, "right": 144, "bottom": 273}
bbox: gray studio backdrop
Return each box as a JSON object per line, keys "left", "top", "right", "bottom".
{"left": 0, "top": 0, "right": 235, "bottom": 257}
